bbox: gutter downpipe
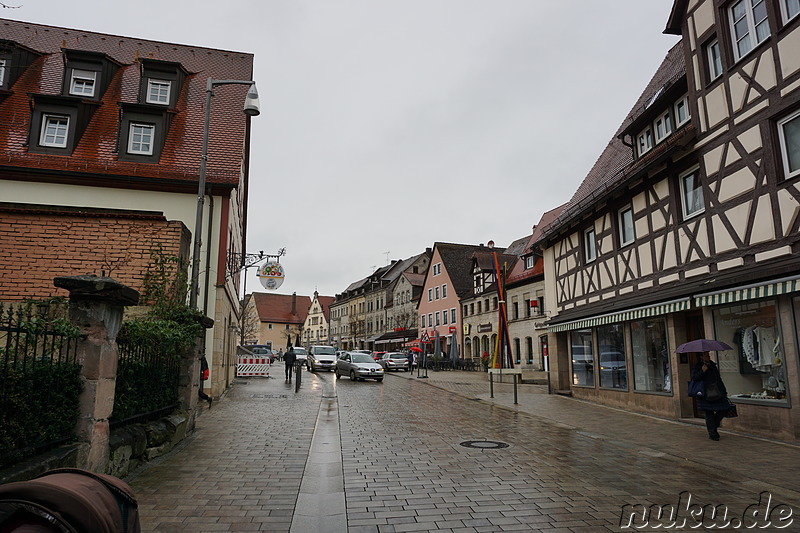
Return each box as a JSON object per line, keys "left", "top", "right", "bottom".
{"left": 203, "top": 194, "right": 214, "bottom": 316}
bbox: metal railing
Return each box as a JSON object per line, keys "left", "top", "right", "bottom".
{"left": 0, "top": 303, "right": 82, "bottom": 468}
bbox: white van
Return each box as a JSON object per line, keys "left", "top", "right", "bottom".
{"left": 308, "top": 345, "right": 337, "bottom": 372}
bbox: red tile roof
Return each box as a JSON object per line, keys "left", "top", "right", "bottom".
{"left": 252, "top": 292, "right": 312, "bottom": 325}
{"left": 0, "top": 18, "right": 254, "bottom": 188}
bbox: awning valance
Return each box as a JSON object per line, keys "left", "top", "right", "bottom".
{"left": 548, "top": 297, "right": 691, "bottom": 333}
{"left": 694, "top": 275, "right": 800, "bottom": 307}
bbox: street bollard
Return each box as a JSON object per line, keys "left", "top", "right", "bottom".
{"left": 295, "top": 363, "right": 302, "bottom": 393}
{"left": 513, "top": 374, "right": 518, "bottom": 404}
{"left": 490, "top": 371, "right": 494, "bottom": 398}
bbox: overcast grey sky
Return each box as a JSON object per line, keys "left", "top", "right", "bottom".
{"left": 14, "top": 1, "right": 679, "bottom": 299}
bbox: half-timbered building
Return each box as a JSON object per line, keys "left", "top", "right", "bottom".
{"left": 536, "top": 1, "right": 800, "bottom": 442}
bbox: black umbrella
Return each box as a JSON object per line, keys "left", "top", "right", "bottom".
{"left": 295, "top": 333, "right": 301, "bottom": 347}
{"left": 675, "top": 339, "right": 733, "bottom": 353}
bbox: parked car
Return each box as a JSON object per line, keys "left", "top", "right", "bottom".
{"left": 336, "top": 352, "right": 384, "bottom": 382}
{"left": 308, "top": 345, "right": 337, "bottom": 372}
{"left": 371, "top": 351, "right": 386, "bottom": 361}
{"left": 378, "top": 352, "right": 409, "bottom": 371}
{"left": 291, "top": 347, "right": 308, "bottom": 365}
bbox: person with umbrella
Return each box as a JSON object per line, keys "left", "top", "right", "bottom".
{"left": 684, "top": 339, "right": 732, "bottom": 441}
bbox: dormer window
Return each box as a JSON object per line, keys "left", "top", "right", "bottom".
{"left": 40, "top": 114, "right": 69, "bottom": 147}
{"left": 128, "top": 123, "right": 155, "bottom": 155}
{"left": 654, "top": 112, "right": 672, "bottom": 143}
{"left": 69, "top": 69, "right": 97, "bottom": 97}
{"left": 674, "top": 95, "right": 690, "bottom": 127}
{"left": 637, "top": 128, "right": 653, "bottom": 156}
{"left": 139, "top": 59, "right": 186, "bottom": 109}
{"left": 525, "top": 256, "right": 535, "bottom": 269}
{"left": 0, "top": 59, "right": 6, "bottom": 87}
{"left": 146, "top": 79, "right": 171, "bottom": 105}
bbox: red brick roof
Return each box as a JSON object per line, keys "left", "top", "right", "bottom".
{"left": 316, "top": 295, "right": 336, "bottom": 322}
{"left": 0, "top": 18, "right": 254, "bottom": 188}
{"left": 252, "top": 292, "right": 312, "bottom": 325}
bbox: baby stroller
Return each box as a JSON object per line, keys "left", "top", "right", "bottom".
{"left": 0, "top": 468, "right": 140, "bottom": 532}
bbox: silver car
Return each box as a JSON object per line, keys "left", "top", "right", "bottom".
{"left": 335, "top": 352, "right": 384, "bottom": 382}
{"left": 378, "top": 352, "right": 409, "bottom": 372}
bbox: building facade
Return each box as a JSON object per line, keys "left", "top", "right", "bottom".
{"left": 538, "top": 2, "right": 800, "bottom": 442}
{"left": 0, "top": 19, "right": 257, "bottom": 399}
{"left": 302, "top": 291, "right": 335, "bottom": 347}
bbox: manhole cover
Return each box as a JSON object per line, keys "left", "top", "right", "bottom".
{"left": 233, "top": 380, "right": 249, "bottom": 385}
{"left": 251, "top": 394, "right": 289, "bottom": 399}
{"left": 459, "top": 440, "right": 509, "bottom": 449}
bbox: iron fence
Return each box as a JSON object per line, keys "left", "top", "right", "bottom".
{"left": 112, "top": 335, "right": 181, "bottom": 428}
{"left": 0, "top": 303, "right": 82, "bottom": 469}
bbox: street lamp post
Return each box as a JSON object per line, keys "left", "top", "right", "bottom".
{"left": 189, "top": 78, "right": 260, "bottom": 310}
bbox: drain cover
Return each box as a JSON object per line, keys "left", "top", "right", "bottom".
{"left": 459, "top": 440, "right": 509, "bottom": 449}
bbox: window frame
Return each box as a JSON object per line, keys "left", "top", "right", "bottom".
{"left": 654, "top": 111, "right": 673, "bottom": 143}
{"left": 706, "top": 38, "right": 723, "bottom": 82}
{"left": 428, "top": 288, "right": 433, "bottom": 302}
{"left": 584, "top": 227, "right": 597, "bottom": 263}
{"left": 127, "top": 122, "right": 155, "bottom": 155}
{"left": 146, "top": 78, "right": 172, "bottom": 105}
{"left": 39, "top": 114, "right": 70, "bottom": 148}
{"left": 618, "top": 206, "right": 635, "bottom": 247}
{"left": 0, "top": 58, "right": 6, "bottom": 88}
{"left": 777, "top": 108, "right": 800, "bottom": 180}
{"left": 728, "top": 0, "right": 771, "bottom": 62}
{"left": 680, "top": 167, "right": 705, "bottom": 219}
{"left": 781, "top": 0, "right": 800, "bottom": 23}
{"left": 69, "top": 68, "right": 98, "bottom": 98}
{"left": 674, "top": 95, "right": 691, "bottom": 127}
{"left": 525, "top": 256, "right": 535, "bottom": 269}
{"left": 637, "top": 127, "right": 654, "bottom": 156}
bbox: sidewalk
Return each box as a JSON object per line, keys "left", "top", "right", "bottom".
{"left": 391, "top": 369, "right": 800, "bottom": 504}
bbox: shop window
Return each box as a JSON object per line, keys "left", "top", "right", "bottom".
{"left": 712, "top": 300, "right": 787, "bottom": 404}
{"left": 631, "top": 317, "right": 670, "bottom": 393}
{"left": 570, "top": 328, "right": 594, "bottom": 387}
{"left": 598, "top": 324, "right": 627, "bottom": 390}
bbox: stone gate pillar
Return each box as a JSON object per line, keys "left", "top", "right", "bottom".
{"left": 54, "top": 275, "right": 139, "bottom": 473}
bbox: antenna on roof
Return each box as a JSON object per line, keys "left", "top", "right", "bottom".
{"left": 384, "top": 251, "right": 390, "bottom": 264}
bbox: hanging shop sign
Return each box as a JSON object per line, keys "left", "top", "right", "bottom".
{"left": 258, "top": 261, "right": 285, "bottom": 290}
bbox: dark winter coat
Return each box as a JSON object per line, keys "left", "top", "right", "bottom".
{"left": 691, "top": 359, "right": 729, "bottom": 411}
{"left": 283, "top": 350, "right": 297, "bottom": 366}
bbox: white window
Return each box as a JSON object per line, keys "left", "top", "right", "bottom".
{"left": 421, "top": 315, "right": 426, "bottom": 328}
{"left": 707, "top": 39, "right": 723, "bottom": 81}
{"left": 782, "top": 0, "right": 800, "bottom": 22}
{"left": 451, "top": 308, "right": 456, "bottom": 323}
{"left": 637, "top": 128, "right": 653, "bottom": 156}
{"left": 680, "top": 168, "right": 705, "bottom": 218}
{"left": 128, "top": 123, "right": 154, "bottom": 155}
{"left": 434, "top": 286, "right": 440, "bottom": 300}
{"left": 675, "top": 96, "right": 691, "bottom": 127}
{"left": 433, "top": 263, "right": 441, "bottom": 275}
{"left": 428, "top": 288, "right": 433, "bottom": 302}
{"left": 427, "top": 313, "right": 432, "bottom": 326}
{"left": 654, "top": 112, "right": 673, "bottom": 143}
{"left": 525, "top": 256, "right": 535, "bottom": 269}
{"left": 146, "top": 79, "right": 171, "bottom": 104}
{"left": 435, "top": 312, "right": 440, "bottom": 326}
{"left": 619, "top": 207, "right": 635, "bottom": 246}
{"left": 729, "top": 0, "right": 770, "bottom": 61}
{"left": 40, "top": 114, "right": 69, "bottom": 147}
{"left": 778, "top": 109, "right": 800, "bottom": 179}
{"left": 69, "top": 69, "right": 97, "bottom": 97}
{"left": 442, "top": 284, "right": 447, "bottom": 298}
{"left": 584, "top": 228, "right": 597, "bottom": 262}
{"left": 0, "top": 59, "right": 6, "bottom": 87}
{"left": 442, "top": 310, "right": 448, "bottom": 325}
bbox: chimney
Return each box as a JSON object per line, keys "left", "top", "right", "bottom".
{"left": 292, "top": 292, "right": 297, "bottom": 315}
{"left": 488, "top": 240, "right": 495, "bottom": 249}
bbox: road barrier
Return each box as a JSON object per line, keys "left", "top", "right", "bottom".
{"left": 236, "top": 356, "right": 270, "bottom": 377}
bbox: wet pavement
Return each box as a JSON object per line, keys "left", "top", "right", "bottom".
{"left": 127, "top": 368, "right": 800, "bottom": 532}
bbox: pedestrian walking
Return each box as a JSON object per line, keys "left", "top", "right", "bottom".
{"left": 284, "top": 347, "right": 297, "bottom": 383}
{"left": 690, "top": 352, "right": 729, "bottom": 440}
{"left": 406, "top": 351, "right": 414, "bottom": 370}
{"left": 199, "top": 356, "right": 212, "bottom": 407}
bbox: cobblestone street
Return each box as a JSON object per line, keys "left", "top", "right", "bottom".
{"left": 128, "top": 369, "right": 800, "bottom": 532}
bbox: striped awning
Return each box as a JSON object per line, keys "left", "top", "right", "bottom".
{"left": 548, "top": 297, "right": 691, "bottom": 333}
{"left": 694, "top": 275, "right": 800, "bottom": 307}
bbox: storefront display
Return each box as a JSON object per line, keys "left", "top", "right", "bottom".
{"left": 570, "top": 328, "right": 593, "bottom": 386}
{"left": 597, "top": 324, "right": 627, "bottom": 389}
{"left": 631, "top": 317, "right": 670, "bottom": 393}
{"left": 712, "top": 300, "right": 788, "bottom": 403}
